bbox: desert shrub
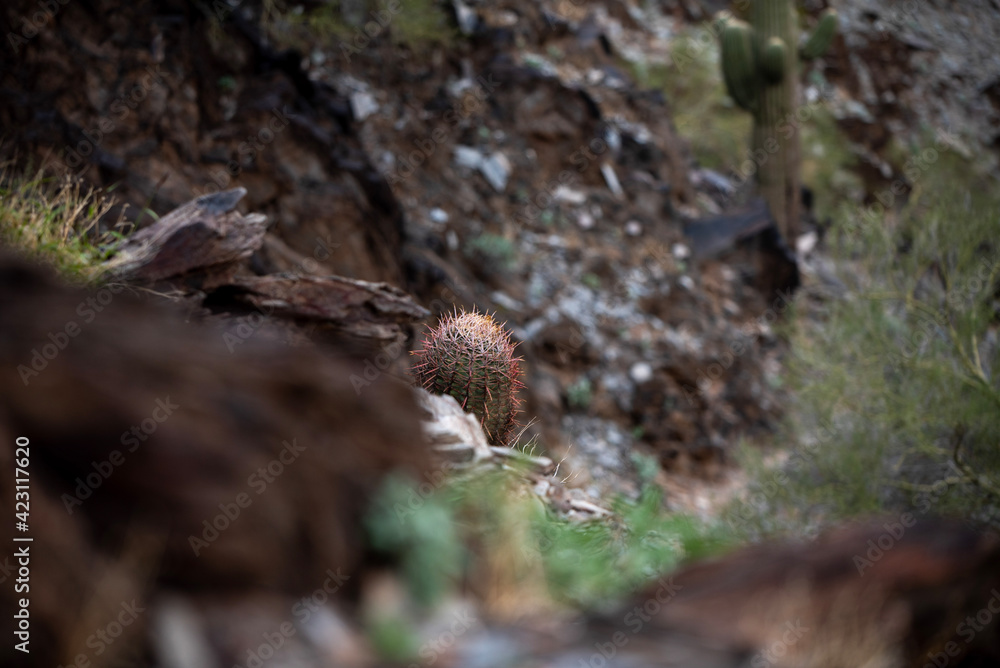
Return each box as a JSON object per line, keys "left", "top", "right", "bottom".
{"left": 727, "top": 144, "right": 1000, "bottom": 537}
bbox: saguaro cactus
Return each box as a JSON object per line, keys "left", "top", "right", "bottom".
{"left": 719, "top": 4, "right": 837, "bottom": 243}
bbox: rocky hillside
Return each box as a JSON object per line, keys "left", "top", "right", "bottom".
{"left": 0, "top": 0, "right": 805, "bottom": 509}
{"left": 3, "top": 0, "right": 999, "bottom": 510}
{"left": 4, "top": 0, "right": 1000, "bottom": 666}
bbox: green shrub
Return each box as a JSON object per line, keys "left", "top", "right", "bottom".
{"left": 533, "top": 486, "right": 732, "bottom": 605}
{"left": 729, "top": 145, "right": 1000, "bottom": 536}
{"left": 367, "top": 466, "right": 732, "bottom": 616}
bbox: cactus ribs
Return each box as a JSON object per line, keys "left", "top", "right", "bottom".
{"left": 411, "top": 310, "right": 525, "bottom": 446}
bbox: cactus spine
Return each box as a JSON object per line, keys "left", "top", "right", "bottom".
{"left": 411, "top": 309, "right": 524, "bottom": 445}
{"left": 719, "top": 2, "right": 837, "bottom": 243}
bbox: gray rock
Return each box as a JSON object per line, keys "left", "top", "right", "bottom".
{"left": 600, "top": 163, "right": 623, "bottom": 198}
{"left": 480, "top": 152, "right": 511, "bottom": 192}
{"left": 629, "top": 361, "right": 653, "bottom": 384}
{"left": 454, "top": 145, "right": 484, "bottom": 169}
{"left": 151, "top": 597, "right": 215, "bottom": 668}
{"left": 416, "top": 389, "right": 493, "bottom": 464}
{"left": 350, "top": 91, "right": 379, "bottom": 121}
{"left": 452, "top": 0, "right": 477, "bottom": 35}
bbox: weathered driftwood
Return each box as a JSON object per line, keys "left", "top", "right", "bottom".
{"left": 104, "top": 188, "right": 429, "bottom": 348}
{"left": 110, "top": 187, "right": 268, "bottom": 282}
{"left": 228, "top": 274, "right": 430, "bottom": 342}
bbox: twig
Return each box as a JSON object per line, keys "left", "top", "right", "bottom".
{"left": 950, "top": 424, "right": 1000, "bottom": 500}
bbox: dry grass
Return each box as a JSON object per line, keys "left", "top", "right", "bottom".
{"left": 0, "top": 167, "right": 124, "bottom": 282}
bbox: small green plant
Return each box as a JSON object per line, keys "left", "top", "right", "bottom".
{"left": 444, "top": 467, "right": 733, "bottom": 607}
{"left": 464, "top": 232, "right": 517, "bottom": 272}
{"left": 364, "top": 473, "right": 463, "bottom": 661}
{"left": 581, "top": 272, "right": 602, "bottom": 290}
{"left": 529, "top": 486, "right": 733, "bottom": 605}
{"left": 411, "top": 309, "right": 524, "bottom": 445}
{"left": 363, "top": 466, "right": 733, "bottom": 639}
{"left": 366, "top": 618, "right": 419, "bottom": 663}
{"left": 365, "top": 473, "right": 464, "bottom": 607}
{"left": 566, "top": 376, "right": 593, "bottom": 411}
{"left": 0, "top": 168, "right": 123, "bottom": 282}
{"left": 630, "top": 450, "right": 659, "bottom": 484}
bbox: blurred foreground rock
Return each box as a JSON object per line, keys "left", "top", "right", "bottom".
{"left": 606, "top": 519, "right": 1000, "bottom": 667}
{"left": 0, "top": 253, "right": 430, "bottom": 667}
{"left": 459, "top": 520, "right": 1000, "bottom": 668}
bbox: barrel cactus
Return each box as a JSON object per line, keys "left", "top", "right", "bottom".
{"left": 718, "top": 4, "right": 837, "bottom": 242}
{"left": 411, "top": 309, "right": 524, "bottom": 445}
